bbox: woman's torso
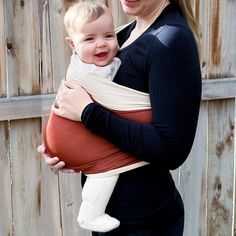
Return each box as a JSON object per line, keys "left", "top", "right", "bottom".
{"left": 82, "top": 2, "right": 201, "bottom": 226}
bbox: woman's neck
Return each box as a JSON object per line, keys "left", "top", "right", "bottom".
{"left": 120, "top": 0, "right": 170, "bottom": 50}
{"left": 135, "top": 0, "right": 170, "bottom": 31}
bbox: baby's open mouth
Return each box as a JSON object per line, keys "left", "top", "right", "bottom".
{"left": 95, "top": 52, "right": 108, "bottom": 58}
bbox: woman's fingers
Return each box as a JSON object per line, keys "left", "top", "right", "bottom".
{"left": 50, "top": 160, "right": 66, "bottom": 173}
{"left": 37, "top": 144, "right": 45, "bottom": 154}
{"left": 45, "top": 156, "right": 60, "bottom": 165}
{"left": 37, "top": 144, "right": 76, "bottom": 173}
{"left": 44, "top": 156, "right": 66, "bottom": 174}
{"left": 47, "top": 159, "right": 76, "bottom": 173}
{"left": 37, "top": 144, "right": 63, "bottom": 172}
{"left": 61, "top": 168, "right": 77, "bottom": 173}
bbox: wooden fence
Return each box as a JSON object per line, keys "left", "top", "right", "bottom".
{"left": 0, "top": 0, "right": 236, "bottom": 235}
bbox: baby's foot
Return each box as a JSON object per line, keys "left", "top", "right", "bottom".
{"left": 77, "top": 213, "right": 120, "bottom": 232}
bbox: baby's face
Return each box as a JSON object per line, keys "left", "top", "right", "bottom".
{"left": 72, "top": 9, "right": 119, "bottom": 67}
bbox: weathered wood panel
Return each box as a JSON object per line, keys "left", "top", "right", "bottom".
{"left": 0, "top": 0, "right": 236, "bottom": 235}
{"left": 36, "top": 116, "right": 63, "bottom": 236}
{"left": 0, "top": 121, "right": 12, "bottom": 235}
{"left": 202, "top": 77, "right": 236, "bottom": 100}
{"left": 207, "top": 99, "right": 234, "bottom": 236}
{"left": 0, "top": 0, "right": 7, "bottom": 98}
{"left": 59, "top": 172, "right": 91, "bottom": 236}
{"left": 5, "top": 0, "right": 40, "bottom": 96}
{"left": 47, "top": 0, "right": 78, "bottom": 92}
{"left": 0, "top": 10, "right": 9, "bottom": 233}
{"left": 104, "top": 0, "right": 133, "bottom": 28}
{"left": 199, "top": 0, "right": 236, "bottom": 79}
{"left": 10, "top": 118, "right": 41, "bottom": 235}
{"left": 41, "top": 0, "right": 54, "bottom": 94}
{"left": 176, "top": 101, "right": 208, "bottom": 236}
{"left": 0, "top": 94, "right": 55, "bottom": 121}
{"left": 40, "top": 157, "right": 63, "bottom": 236}
{"left": 200, "top": 1, "right": 236, "bottom": 236}
{"left": 1, "top": 78, "right": 236, "bottom": 121}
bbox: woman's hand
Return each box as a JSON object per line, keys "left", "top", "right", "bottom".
{"left": 52, "top": 78, "right": 94, "bottom": 121}
{"left": 37, "top": 144, "right": 76, "bottom": 173}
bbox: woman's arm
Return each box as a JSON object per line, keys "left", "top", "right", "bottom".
{"left": 50, "top": 25, "right": 201, "bottom": 170}
{"left": 81, "top": 25, "right": 202, "bottom": 170}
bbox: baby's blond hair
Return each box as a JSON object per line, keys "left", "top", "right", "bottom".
{"left": 64, "top": 1, "right": 108, "bottom": 38}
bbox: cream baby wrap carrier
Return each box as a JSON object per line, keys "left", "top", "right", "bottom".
{"left": 44, "top": 53, "right": 151, "bottom": 175}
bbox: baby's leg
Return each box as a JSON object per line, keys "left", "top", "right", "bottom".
{"left": 77, "top": 174, "right": 120, "bottom": 232}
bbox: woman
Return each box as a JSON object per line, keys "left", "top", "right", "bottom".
{"left": 38, "top": 0, "right": 202, "bottom": 235}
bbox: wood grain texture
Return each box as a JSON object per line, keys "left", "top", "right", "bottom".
{"left": 59, "top": 173, "right": 91, "bottom": 236}
{"left": 47, "top": 0, "right": 76, "bottom": 92}
{"left": 1, "top": 78, "right": 236, "bottom": 121}
{"left": 41, "top": 0, "right": 54, "bottom": 94}
{"left": 0, "top": 94, "right": 55, "bottom": 121}
{"left": 0, "top": 121, "right": 12, "bottom": 235}
{"left": 0, "top": 0, "right": 236, "bottom": 235}
{"left": 177, "top": 102, "right": 208, "bottom": 236}
{"left": 207, "top": 99, "right": 234, "bottom": 236}
{"left": 5, "top": 0, "right": 40, "bottom": 96}
{"left": 0, "top": 0, "right": 7, "bottom": 98}
{"left": 199, "top": 0, "right": 236, "bottom": 79}
{"left": 10, "top": 118, "right": 42, "bottom": 235}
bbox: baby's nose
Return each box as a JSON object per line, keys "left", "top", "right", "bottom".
{"left": 96, "top": 39, "right": 107, "bottom": 48}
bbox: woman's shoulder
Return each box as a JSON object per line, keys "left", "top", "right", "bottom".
{"left": 148, "top": 22, "right": 196, "bottom": 52}
{"left": 149, "top": 4, "right": 195, "bottom": 44}
{"left": 146, "top": 23, "right": 198, "bottom": 61}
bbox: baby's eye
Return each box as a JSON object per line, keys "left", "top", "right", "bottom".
{"left": 84, "top": 37, "right": 94, "bottom": 42}
{"left": 105, "top": 33, "right": 115, "bottom": 39}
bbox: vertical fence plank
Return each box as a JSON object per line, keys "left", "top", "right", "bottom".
{"left": 0, "top": 121, "right": 12, "bottom": 235}
{"left": 40, "top": 0, "right": 54, "bottom": 94}
{"left": 39, "top": 0, "right": 63, "bottom": 230}
{"left": 234, "top": 101, "right": 236, "bottom": 236}
{"left": 10, "top": 118, "right": 42, "bottom": 235}
{"left": 207, "top": 99, "right": 234, "bottom": 236}
{"left": 179, "top": 102, "right": 208, "bottom": 236}
{"left": 106, "top": 1, "right": 133, "bottom": 28}
{"left": 47, "top": 0, "right": 79, "bottom": 91}
{"left": 40, "top": 1, "right": 89, "bottom": 235}
{"left": 0, "top": 0, "right": 7, "bottom": 97}
{"left": 39, "top": 117, "right": 63, "bottom": 236}
{"left": 59, "top": 173, "right": 92, "bottom": 236}
{"left": 1, "top": 0, "right": 236, "bottom": 235}
{"left": 199, "top": 0, "right": 236, "bottom": 79}
{"left": 5, "top": 0, "right": 40, "bottom": 96}
{"left": 40, "top": 163, "right": 63, "bottom": 236}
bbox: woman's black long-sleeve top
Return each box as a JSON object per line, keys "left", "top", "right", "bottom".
{"left": 81, "top": 4, "right": 202, "bottom": 225}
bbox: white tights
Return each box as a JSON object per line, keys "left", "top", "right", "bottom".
{"left": 77, "top": 174, "right": 120, "bottom": 232}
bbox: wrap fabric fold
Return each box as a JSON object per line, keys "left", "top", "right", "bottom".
{"left": 44, "top": 54, "right": 152, "bottom": 175}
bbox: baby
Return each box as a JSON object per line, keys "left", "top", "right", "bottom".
{"left": 44, "top": 1, "right": 151, "bottom": 233}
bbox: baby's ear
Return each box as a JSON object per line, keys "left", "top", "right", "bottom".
{"left": 65, "top": 37, "right": 75, "bottom": 50}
